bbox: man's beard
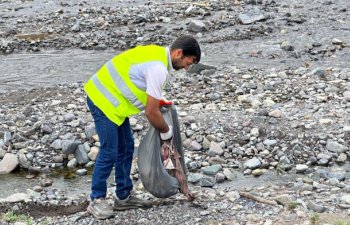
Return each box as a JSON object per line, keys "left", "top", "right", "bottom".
{"left": 172, "top": 59, "right": 182, "bottom": 71}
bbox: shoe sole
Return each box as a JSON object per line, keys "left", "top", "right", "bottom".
{"left": 113, "top": 204, "right": 152, "bottom": 211}
{"left": 87, "top": 205, "right": 114, "bottom": 219}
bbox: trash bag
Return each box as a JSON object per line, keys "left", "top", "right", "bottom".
{"left": 138, "top": 105, "right": 188, "bottom": 199}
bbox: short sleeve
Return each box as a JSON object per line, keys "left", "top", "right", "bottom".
{"left": 145, "top": 63, "right": 168, "bottom": 100}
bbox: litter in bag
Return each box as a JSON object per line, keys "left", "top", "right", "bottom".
{"left": 138, "top": 105, "right": 193, "bottom": 200}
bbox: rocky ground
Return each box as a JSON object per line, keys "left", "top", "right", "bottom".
{"left": 1, "top": 0, "right": 350, "bottom": 224}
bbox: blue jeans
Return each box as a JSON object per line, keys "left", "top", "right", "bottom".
{"left": 87, "top": 97, "right": 134, "bottom": 200}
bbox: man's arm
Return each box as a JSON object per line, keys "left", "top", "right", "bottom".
{"left": 145, "top": 94, "right": 169, "bottom": 133}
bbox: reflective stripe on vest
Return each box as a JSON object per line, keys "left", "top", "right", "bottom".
{"left": 105, "top": 61, "right": 144, "bottom": 110}
{"left": 84, "top": 45, "right": 169, "bottom": 125}
{"left": 91, "top": 74, "right": 120, "bottom": 108}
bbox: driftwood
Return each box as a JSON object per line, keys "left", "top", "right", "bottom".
{"left": 239, "top": 192, "right": 278, "bottom": 206}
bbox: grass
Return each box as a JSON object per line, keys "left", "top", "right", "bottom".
{"left": 286, "top": 202, "right": 299, "bottom": 210}
{"left": 310, "top": 213, "right": 319, "bottom": 225}
{"left": 334, "top": 220, "right": 350, "bottom": 225}
{"left": 0, "top": 211, "right": 33, "bottom": 225}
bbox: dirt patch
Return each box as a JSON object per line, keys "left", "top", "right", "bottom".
{"left": 0, "top": 86, "right": 74, "bottom": 105}
{"left": 0, "top": 201, "right": 89, "bottom": 219}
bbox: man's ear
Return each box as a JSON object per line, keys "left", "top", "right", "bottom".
{"left": 174, "top": 49, "right": 183, "bottom": 58}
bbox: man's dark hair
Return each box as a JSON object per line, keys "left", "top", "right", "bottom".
{"left": 171, "top": 35, "right": 201, "bottom": 64}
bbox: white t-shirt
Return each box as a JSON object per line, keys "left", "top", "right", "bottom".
{"left": 129, "top": 47, "right": 173, "bottom": 100}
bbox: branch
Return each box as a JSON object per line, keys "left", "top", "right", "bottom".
{"left": 239, "top": 192, "right": 278, "bottom": 206}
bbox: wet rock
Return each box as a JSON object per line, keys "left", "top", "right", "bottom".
{"left": 67, "top": 158, "right": 77, "bottom": 168}
{"left": 76, "top": 169, "right": 87, "bottom": 176}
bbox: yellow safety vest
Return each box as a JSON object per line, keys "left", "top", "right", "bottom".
{"left": 84, "top": 45, "right": 169, "bottom": 125}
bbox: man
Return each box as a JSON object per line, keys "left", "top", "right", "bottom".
{"left": 84, "top": 35, "right": 201, "bottom": 219}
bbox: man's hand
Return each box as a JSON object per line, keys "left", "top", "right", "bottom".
{"left": 160, "top": 125, "right": 173, "bottom": 140}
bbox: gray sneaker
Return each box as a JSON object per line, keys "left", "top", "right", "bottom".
{"left": 113, "top": 195, "right": 153, "bottom": 211}
{"left": 87, "top": 198, "right": 114, "bottom": 219}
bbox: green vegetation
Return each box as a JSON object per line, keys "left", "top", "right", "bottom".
{"left": 286, "top": 202, "right": 299, "bottom": 210}
{"left": 0, "top": 211, "right": 33, "bottom": 225}
{"left": 310, "top": 213, "right": 320, "bottom": 225}
{"left": 334, "top": 220, "right": 350, "bottom": 225}
{"left": 276, "top": 162, "right": 285, "bottom": 175}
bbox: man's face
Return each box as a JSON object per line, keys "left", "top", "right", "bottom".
{"left": 172, "top": 52, "right": 197, "bottom": 71}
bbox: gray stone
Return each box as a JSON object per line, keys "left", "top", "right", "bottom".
{"left": 202, "top": 164, "right": 222, "bottom": 176}
{"left": 188, "top": 20, "right": 207, "bottom": 33}
{"left": 85, "top": 123, "right": 96, "bottom": 140}
{"left": 326, "top": 140, "right": 348, "bottom": 153}
{"left": 215, "top": 173, "right": 225, "bottom": 183}
{"left": 327, "top": 171, "right": 346, "bottom": 181}
{"left": 337, "top": 153, "right": 347, "bottom": 163}
{"left": 75, "top": 144, "right": 90, "bottom": 165}
{"left": 273, "top": 195, "right": 294, "bottom": 206}
{"left": 18, "top": 152, "right": 31, "bottom": 169}
{"left": 61, "top": 139, "right": 81, "bottom": 155}
{"left": 280, "top": 41, "right": 295, "bottom": 51}
{"left": 0, "top": 153, "right": 19, "bottom": 174}
{"left": 53, "top": 155, "right": 64, "bottom": 163}
{"left": 238, "top": 7, "right": 265, "bottom": 24}
{"left": 88, "top": 146, "right": 99, "bottom": 161}
{"left": 67, "top": 158, "right": 77, "bottom": 168}
{"left": 200, "top": 176, "right": 216, "bottom": 187}
{"left": 244, "top": 157, "right": 261, "bottom": 169}
{"left": 307, "top": 201, "right": 327, "bottom": 213}
{"left": 50, "top": 139, "right": 62, "bottom": 150}
{"left": 208, "top": 141, "right": 224, "bottom": 157}
{"left": 64, "top": 112, "right": 76, "bottom": 122}
{"left": 0, "top": 148, "right": 5, "bottom": 158}
{"left": 0, "top": 193, "right": 31, "bottom": 203}
{"left": 22, "top": 105, "right": 33, "bottom": 117}
{"left": 76, "top": 169, "right": 88, "bottom": 176}
{"left": 188, "top": 173, "right": 203, "bottom": 183}
{"left": 41, "top": 124, "right": 53, "bottom": 134}
{"left": 223, "top": 168, "right": 236, "bottom": 181}
{"left": 4, "top": 131, "right": 12, "bottom": 145}
{"left": 263, "top": 139, "right": 278, "bottom": 146}
{"left": 188, "top": 140, "right": 202, "bottom": 151}
{"left": 296, "top": 164, "right": 308, "bottom": 173}
{"left": 187, "top": 63, "right": 216, "bottom": 75}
